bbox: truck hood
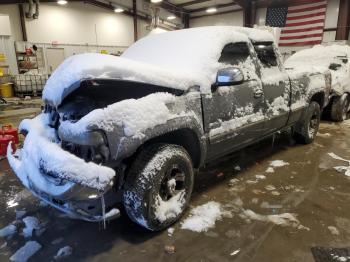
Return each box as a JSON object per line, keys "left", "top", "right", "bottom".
{"left": 43, "top": 53, "right": 203, "bottom": 108}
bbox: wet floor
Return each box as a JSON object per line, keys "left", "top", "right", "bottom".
{"left": 0, "top": 101, "right": 350, "bottom": 262}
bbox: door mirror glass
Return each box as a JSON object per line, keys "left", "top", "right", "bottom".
{"left": 215, "top": 67, "right": 244, "bottom": 87}
{"left": 329, "top": 63, "right": 341, "bottom": 71}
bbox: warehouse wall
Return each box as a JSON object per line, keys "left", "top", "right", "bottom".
{"left": 0, "top": 5, "right": 22, "bottom": 41}
{"left": 189, "top": 11, "right": 243, "bottom": 27}
{"left": 25, "top": 3, "right": 134, "bottom": 47}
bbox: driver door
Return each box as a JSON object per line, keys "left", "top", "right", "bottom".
{"left": 203, "top": 42, "right": 266, "bottom": 161}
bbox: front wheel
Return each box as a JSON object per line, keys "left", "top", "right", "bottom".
{"left": 123, "top": 144, "right": 194, "bottom": 231}
{"left": 331, "top": 93, "right": 350, "bottom": 122}
{"left": 294, "top": 101, "right": 321, "bottom": 144}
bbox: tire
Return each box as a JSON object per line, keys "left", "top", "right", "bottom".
{"left": 331, "top": 93, "right": 350, "bottom": 122}
{"left": 294, "top": 101, "right": 321, "bottom": 144}
{"left": 123, "top": 143, "right": 194, "bottom": 231}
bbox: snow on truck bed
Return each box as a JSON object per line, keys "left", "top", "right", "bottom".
{"left": 43, "top": 26, "right": 273, "bottom": 107}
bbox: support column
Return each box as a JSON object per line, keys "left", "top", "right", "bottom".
{"left": 335, "top": 0, "right": 350, "bottom": 40}
{"left": 133, "top": 0, "right": 138, "bottom": 42}
{"left": 18, "top": 4, "right": 27, "bottom": 41}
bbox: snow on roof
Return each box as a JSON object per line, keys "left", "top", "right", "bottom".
{"left": 43, "top": 26, "right": 273, "bottom": 107}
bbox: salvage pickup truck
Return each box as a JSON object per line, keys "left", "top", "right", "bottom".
{"left": 8, "top": 26, "right": 331, "bottom": 231}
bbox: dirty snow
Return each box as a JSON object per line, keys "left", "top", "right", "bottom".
{"left": 0, "top": 224, "right": 16, "bottom": 238}
{"left": 328, "top": 226, "right": 340, "bottom": 235}
{"left": 7, "top": 114, "right": 115, "bottom": 191}
{"left": 10, "top": 241, "right": 42, "bottom": 262}
{"left": 241, "top": 209, "right": 309, "bottom": 230}
{"left": 328, "top": 152, "right": 350, "bottom": 177}
{"left": 230, "top": 249, "right": 240, "bottom": 256}
{"left": 167, "top": 227, "right": 175, "bottom": 237}
{"left": 181, "top": 201, "right": 227, "bottom": 232}
{"left": 22, "top": 216, "right": 40, "bottom": 238}
{"left": 54, "top": 246, "right": 73, "bottom": 260}
{"left": 270, "top": 160, "right": 289, "bottom": 167}
{"left": 154, "top": 191, "right": 186, "bottom": 223}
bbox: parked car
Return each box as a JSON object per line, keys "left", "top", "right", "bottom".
{"left": 7, "top": 26, "right": 331, "bottom": 231}
{"left": 285, "top": 44, "right": 350, "bottom": 121}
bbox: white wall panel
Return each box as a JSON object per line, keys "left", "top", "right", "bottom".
{"left": 189, "top": 11, "right": 243, "bottom": 27}
{"left": 25, "top": 3, "right": 134, "bottom": 46}
{"left": 0, "top": 5, "right": 23, "bottom": 41}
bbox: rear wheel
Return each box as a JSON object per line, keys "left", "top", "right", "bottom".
{"left": 123, "top": 143, "right": 194, "bottom": 231}
{"left": 294, "top": 101, "right": 321, "bottom": 144}
{"left": 331, "top": 93, "right": 350, "bottom": 122}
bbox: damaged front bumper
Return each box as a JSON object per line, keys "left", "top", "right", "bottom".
{"left": 7, "top": 114, "right": 119, "bottom": 222}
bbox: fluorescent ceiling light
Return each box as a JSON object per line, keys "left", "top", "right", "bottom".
{"left": 57, "top": 0, "right": 67, "bottom": 5}
{"left": 206, "top": 7, "right": 217, "bottom": 13}
{"left": 151, "top": 0, "right": 163, "bottom": 3}
{"left": 167, "top": 15, "right": 176, "bottom": 20}
{"left": 114, "top": 7, "right": 124, "bottom": 13}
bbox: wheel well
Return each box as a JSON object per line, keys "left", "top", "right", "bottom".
{"left": 141, "top": 129, "right": 202, "bottom": 168}
{"left": 310, "top": 92, "right": 325, "bottom": 108}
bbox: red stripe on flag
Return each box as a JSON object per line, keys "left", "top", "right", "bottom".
{"left": 288, "top": 4, "right": 327, "bottom": 14}
{"left": 286, "top": 19, "right": 325, "bottom": 27}
{"left": 288, "top": 0, "right": 326, "bottom": 6}
{"left": 279, "top": 40, "right": 322, "bottom": 46}
{"left": 287, "top": 11, "right": 326, "bottom": 20}
{"left": 282, "top": 26, "right": 324, "bottom": 34}
{"left": 280, "top": 33, "right": 323, "bottom": 40}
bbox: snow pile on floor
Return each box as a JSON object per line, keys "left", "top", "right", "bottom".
{"left": 0, "top": 224, "right": 16, "bottom": 238}
{"left": 22, "top": 216, "right": 40, "bottom": 238}
{"left": 59, "top": 92, "right": 176, "bottom": 139}
{"left": 181, "top": 201, "right": 227, "bottom": 232}
{"left": 7, "top": 114, "right": 115, "bottom": 191}
{"left": 43, "top": 26, "right": 273, "bottom": 106}
{"left": 54, "top": 246, "right": 73, "bottom": 260}
{"left": 328, "top": 152, "right": 350, "bottom": 176}
{"left": 241, "top": 209, "right": 309, "bottom": 230}
{"left": 10, "top": 241, "right": 42, "bottom": 262}
{"left": 265, "top": 160, "right": 289, "bottom": 173}
{"left": 285, "top": 44, "right": 350, "bottom": 95}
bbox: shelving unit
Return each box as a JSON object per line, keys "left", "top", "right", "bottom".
{"left": 15, "top": 52, "right": 39, "bottom": 74}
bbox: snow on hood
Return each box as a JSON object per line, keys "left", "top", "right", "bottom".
{"left": 43, "top": 26, "right": 273, "bottom": 107}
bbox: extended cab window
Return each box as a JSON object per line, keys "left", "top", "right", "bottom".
{"left": 219, "top": 42, "right": 250, "bottom": 66}
{"left": 253, "top": 43, "right": 278, "bottom": 67}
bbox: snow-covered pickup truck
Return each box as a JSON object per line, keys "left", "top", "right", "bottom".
{"left": 285, "top": 44, "right": 350, "bottom": 121}
{"left": 7, "top": 26, "right": 331, "bottom": 231}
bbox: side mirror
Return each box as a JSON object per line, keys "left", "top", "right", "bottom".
{"left": 329, "top": 63, "right": 341, "bottom": 71}
{"left": 213, "top": 67, "right": 244, "bottom": 91}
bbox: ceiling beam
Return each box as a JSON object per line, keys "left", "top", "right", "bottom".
{"left": 178, "top": 0, "right": 211, "bottom": 8}
{"left": 190, "top": 7, "right": 242, "bottom": 18}
{"left": 189, "top": 3, "right": 239, "bottom": 13}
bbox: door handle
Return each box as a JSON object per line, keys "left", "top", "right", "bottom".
{"left": 254, "top": 90, "right": 264, "bottom": 98}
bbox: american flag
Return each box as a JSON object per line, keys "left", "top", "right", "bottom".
{"left": 266, "top": 0, "right": 327, "bottom": 46}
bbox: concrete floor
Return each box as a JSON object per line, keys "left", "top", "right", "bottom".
{"left": 0, "top": 99, "right": 350, "bottom": 262}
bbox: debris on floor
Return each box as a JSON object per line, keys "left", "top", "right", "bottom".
{"left": 164, "top": 245, "right": 175, "bottom": 254}
{"left": 0, "top": 224, "right": 16, "bottom": 238}
{"left": 9, "top": 241, "right": 42, "bottom": 262}
{"left": 54, "top": 246, "right": 73, "bottom": 260}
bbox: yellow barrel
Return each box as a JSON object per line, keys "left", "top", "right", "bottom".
{"left": 0, "top": 83, "right": 14, "bottom": 98}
